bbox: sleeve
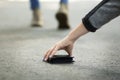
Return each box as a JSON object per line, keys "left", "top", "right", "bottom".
{"left": 82, "top": 0, "right": 120, "bottom": 32}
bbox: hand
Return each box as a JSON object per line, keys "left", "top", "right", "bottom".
{"left": 43, "top": 37, "right": 74, "bottom": 61}
{"left": 43, "top": 23, "right": 89, "bottom": 61}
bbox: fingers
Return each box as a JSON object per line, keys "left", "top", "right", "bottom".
{"left": 43, "top": 40, "right": 74, "bottom": 61}
{"left": 43, "top": 49, "right": 52, "bottom": 61}
{"left": 43, "top": 45, "right": 58, "bottom": 61}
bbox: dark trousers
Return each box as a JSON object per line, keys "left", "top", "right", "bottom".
{"left": 30, "top": 0, "right": 68, "bottom": 10}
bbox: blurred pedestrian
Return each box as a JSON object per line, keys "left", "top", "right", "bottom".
{"left": 30, "top": 0, "right": 70, "bottom": 29}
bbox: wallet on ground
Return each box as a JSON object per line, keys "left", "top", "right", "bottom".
{"left": 45, "top": 55, "right": 74, "bottom": 64}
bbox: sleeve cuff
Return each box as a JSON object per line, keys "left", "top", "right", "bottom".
{"left": 82, "top": 18, "right": 97, "bottom": 32}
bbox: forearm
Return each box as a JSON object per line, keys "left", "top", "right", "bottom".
{"left": 64, "top": 0, "right": 120, "bottom": 43}
{"left": 65, "top": 23, "right": 89, "bottom": 43}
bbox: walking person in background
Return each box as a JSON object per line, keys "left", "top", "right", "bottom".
{"left": 30, "top": 0, "right": 70, "bottom": 29}
{"left": 43, "top": 0, "right": 120, "bottom": 61}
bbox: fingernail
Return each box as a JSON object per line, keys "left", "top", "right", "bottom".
{"left": 44, "top": 58, "right": 47, "bottom": 61}
{"left": 49, "top": 55, "right": 52, "bottom": 58}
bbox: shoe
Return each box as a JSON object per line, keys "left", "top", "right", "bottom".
{"left": 56, "top": 3, "right": 70, "bottom": 30}
{"left": 31, "top": 9, "right": 43, "bottom": 27}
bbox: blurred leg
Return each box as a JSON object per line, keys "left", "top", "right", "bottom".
{"left": 56, "top": 0, "right": 70, "bottom": 30}
{"left": 60, "top": 0, "right": 68, "bottom": 4}
{"left": 30, "top": 0, "right": 40, "bottom": 10}
{"left": 30, "top": 0, "right": 43, "bottom": 27}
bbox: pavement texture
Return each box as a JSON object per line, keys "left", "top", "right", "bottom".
{"left": 0, "top": 1, "right": 120, "bottom": 80}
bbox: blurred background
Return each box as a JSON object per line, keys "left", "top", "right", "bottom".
{"left": 0, "top": 0, "right": 120, "bottom": 80}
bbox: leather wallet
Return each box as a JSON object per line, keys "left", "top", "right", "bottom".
{"left": 43, "top": 55, "right": 74, "bottom": 64}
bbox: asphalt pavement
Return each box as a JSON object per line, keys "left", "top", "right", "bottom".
{"left": 0, "top": 1, "right": 120, "bottom": 80}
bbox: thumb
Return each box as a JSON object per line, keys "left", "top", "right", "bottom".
{"left": 65, "top": 45, "right": 73, "bottom": 56}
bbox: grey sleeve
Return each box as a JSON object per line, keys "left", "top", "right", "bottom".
{"left": 82, "top": 0, "right": 120, "bottom": 32}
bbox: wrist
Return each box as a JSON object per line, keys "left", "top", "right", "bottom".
{"left": 64, "top": 35, "right": 76, "bottom": 43}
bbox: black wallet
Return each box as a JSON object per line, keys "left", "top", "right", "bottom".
{"left": 43, "top": 55, "right": 74, "bottom": 64}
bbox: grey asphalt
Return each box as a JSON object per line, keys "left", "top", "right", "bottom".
{"left": 0, "top": 1, "right": 120, "bottom": 80}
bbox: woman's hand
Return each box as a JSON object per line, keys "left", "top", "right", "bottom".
{"left": 43, "top": 23, "right": 89, "bottom": 61}
{"left": 43, "top": 37, "right": 74, "bottom": 61}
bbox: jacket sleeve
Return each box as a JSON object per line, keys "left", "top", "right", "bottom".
{"left": 82, "top": 0, "right": 120, "bottom": 32}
